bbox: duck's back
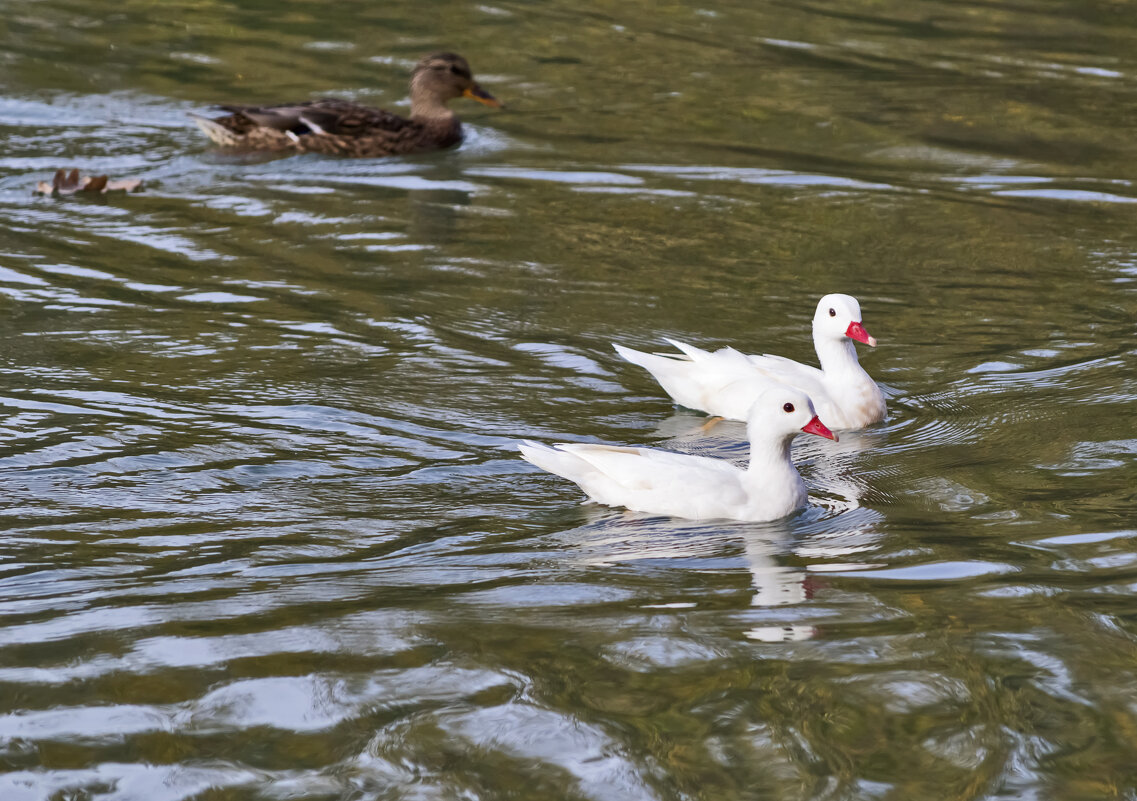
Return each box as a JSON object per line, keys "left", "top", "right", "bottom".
{"left": 203, "top": 98, "right": 462, "bottom": 156}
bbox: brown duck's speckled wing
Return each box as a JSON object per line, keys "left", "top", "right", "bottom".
{"left": 217, "top": 98, "right": 415, "bottom": 136}
{"left": 208, "top": 97, "right": 458, "bottom": 156}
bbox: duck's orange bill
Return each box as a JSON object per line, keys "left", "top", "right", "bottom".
{"left": 464, "top": 85, "right": 503, "bottom": 108}
{"left": 845, "top": 321, "right": 877, "bottom": 347}
{"left": 801, "top": 416, "right": 837, "bottom": 441}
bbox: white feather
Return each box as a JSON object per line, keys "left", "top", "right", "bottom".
{"left": 299, "top": 115, "right": 328, "bottom": 135}
{"left": 615, "top": 294, "right": 886, "bottom": 430}
{"left": 519, "top": 386, "right": 833, "bottom": 522}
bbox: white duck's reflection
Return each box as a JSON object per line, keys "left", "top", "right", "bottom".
{"left": 739, "top": 529, "right": 818, "bottom": 643}
{"left": 558, "top": 502, "right": 883, "bottom": 643}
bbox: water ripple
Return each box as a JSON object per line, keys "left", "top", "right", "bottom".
{"left": 2, "top": 0, "right": 1137, "bottom": 796}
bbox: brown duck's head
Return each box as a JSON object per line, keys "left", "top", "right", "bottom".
{"left": 410, "top": 52, "right": 501, "bottom": 113}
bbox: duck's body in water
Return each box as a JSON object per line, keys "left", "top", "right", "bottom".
{"left": 614, "top": 294, "right": 887, "bottom": 430}
{"left": 520, "top": 386, "right": 837, "bottom": 523}
{"left": 191, "top": 52, "right": 501, "bottom": 158}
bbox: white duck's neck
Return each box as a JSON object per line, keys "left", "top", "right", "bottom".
{"left": 744, "top": 425, "right": 797, "bottom": 478}
{"left": 743, "top": 425, "right": 806, "bottom": 514}
{"left": 813, "top": 326, "right": 865, "bottom": 378}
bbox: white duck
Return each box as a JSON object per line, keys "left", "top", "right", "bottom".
{"left": 614, "top": 293, "right": 886, "bottom": 430}
{"left": 518, "top": 386, "right": 835, "bottom": 522}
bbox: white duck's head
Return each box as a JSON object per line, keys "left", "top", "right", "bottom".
{"left": 748, "top": 385, "right": 837, "bottom": 443}
{"left": 812, "top": 293, "right": 877, "bottom": 347}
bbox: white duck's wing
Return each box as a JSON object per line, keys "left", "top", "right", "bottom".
{"left": 522, "top": 441, "right": 748, "bottom": 517}
{"left": 616, "top": 340, "right": 781, "bottom": 420}
{"left": 569, "top": 444, "right": 751, "bottom": 518}
{"left": 557, "top": 443, "right": 740, "bottom": 485}
{"left": 520, "top": 441, "right": 662, "bottom": 491}
{"left": 745, "top": 353, "right": 829, "bottom": 400}
{"left": 663, "top": 339, "right": 753, "bottom": 368}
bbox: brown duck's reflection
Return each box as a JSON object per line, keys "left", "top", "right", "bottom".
{"left": 405, "top": 185, "right": 474, "bottom": 246}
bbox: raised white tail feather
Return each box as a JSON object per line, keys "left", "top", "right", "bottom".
{"left": 518, "top": 441, "right": 583, "bottom": 479}
{"left": 615, "top": 339, "right": 776, "bottom": 418}
{"left": 612, "top": 343, "right": 682, "bottom": 371}
{"left": 662, "top": 338, "right": 707, "bottom": 361}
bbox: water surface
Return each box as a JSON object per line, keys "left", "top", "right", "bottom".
{"left": 2, "top": 1, "right": 1137, "bottom": 798}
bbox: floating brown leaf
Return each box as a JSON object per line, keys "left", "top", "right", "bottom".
{"left": 36, "top": 168, "right": 143, "bottom": 195}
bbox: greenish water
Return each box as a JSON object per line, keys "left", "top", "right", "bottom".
{"left": 2, "top": 1, "right": 1137, "bottom": 798}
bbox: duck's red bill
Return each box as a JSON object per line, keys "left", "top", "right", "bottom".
{"left": 801, "top": 416, "right": 837, "bottom": 441}
{"left": 845, "top": 321, "right": 877, "bottom": 347}
{"left": 464, "top": 85, "right": 503, "bottom": 108}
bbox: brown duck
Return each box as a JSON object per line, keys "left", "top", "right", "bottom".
{"left": 191, "top": 52, "right": 501, "bottom": 158}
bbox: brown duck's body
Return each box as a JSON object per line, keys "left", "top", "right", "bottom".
{"left": 192, "top": 53, "right": 500, "bottom": 158}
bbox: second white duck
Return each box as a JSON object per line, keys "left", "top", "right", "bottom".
{"left": 518, "top": 386, "right": 835, "bottom": 522}
{"left": 614, "top": 293, "right": 886, "bottom": 430}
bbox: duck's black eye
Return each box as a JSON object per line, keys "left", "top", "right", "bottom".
{"left": 828, "top": 308, "right": 836, "bottom": 317}
{"left": 783, "top": 402, "right": 794, "bottom": 413}
{"left": 450, "top": 65, "right": 461, "bottom": 74}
